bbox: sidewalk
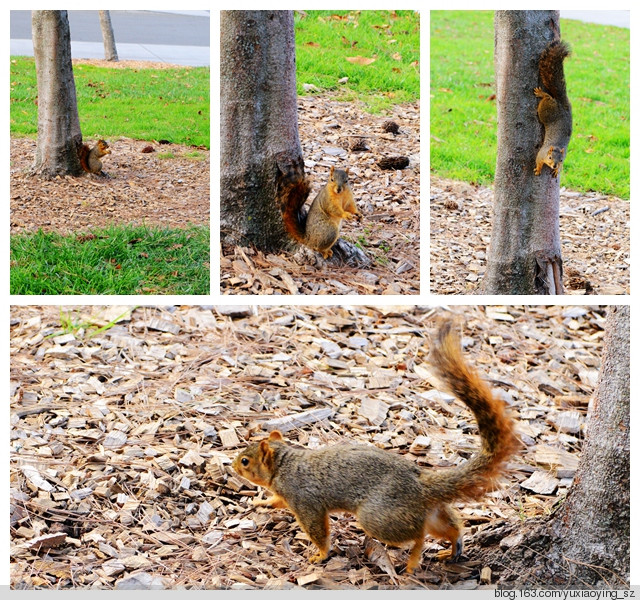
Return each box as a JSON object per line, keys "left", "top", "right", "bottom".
{"left": 10, "top": 39, "right": 209, "bottom": 67}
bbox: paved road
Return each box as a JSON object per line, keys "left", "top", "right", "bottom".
{"left": 560, "top": 10, "right": 629, "bottom": 28}
{"left": 10, "top": 10, "right": 210, "bottom": 67}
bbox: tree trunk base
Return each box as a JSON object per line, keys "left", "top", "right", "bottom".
{"left": 468, "top": 515, "right": 629, "bottom": 589}
{"left": 291, "top": 238, "right": 370, "bottom": 268}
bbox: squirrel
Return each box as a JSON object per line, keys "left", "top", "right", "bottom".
{"left": 78, "top": 139, "right": 111, "bottom": 174}
{"left": 278, "top": 163, "right": 358, "bottom": 259}
{"left": 534, "top": 40, "right": 572, "bottom": 178}
{"left": 232, "top": 321, "right": 518, "bottom": 574}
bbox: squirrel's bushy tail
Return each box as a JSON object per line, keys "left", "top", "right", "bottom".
{"left": 276, "top": 156, "right": 311, "bottom": 245}
{"left": 423, "top": 321, "right": 518, "bottom": 502}
{"left": 539, "top": 39, "right": 571, "bottom": 102}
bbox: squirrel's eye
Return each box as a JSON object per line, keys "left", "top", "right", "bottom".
{"left": 241, "top": 458, "right": 249, "bottom": 467}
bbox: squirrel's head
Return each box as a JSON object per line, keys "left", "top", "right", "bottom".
{"left": 97, "top": 140, "right": 112, "bottom": 154}
{"left": 329, "top": 167, "right": 350, "bottom": 194}
{"left": 232, "top": 430, "right": 284, "bottom": 487}
{"left": 544, "top": 146, "right": 565, "bottom": 176}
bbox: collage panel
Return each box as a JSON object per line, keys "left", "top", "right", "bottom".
{"left": 9, "top": 305, "right": 629, "bottom": 588}
{"left": 9, "top": 10, "right": 210, "bottom": 295}
{"left": 430, "top": 10, "right": 629, "bottom": 295}
{"left": 5, "top": 7, "right": 633, "bottom": 593}
{"left": 220, "top": 10, "right": 420, "bottom": 296}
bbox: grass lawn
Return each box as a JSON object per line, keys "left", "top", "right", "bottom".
{"left": 430, "top": 11, "right": 629, "bottom": 199}
{"left": 10, "top": 224, "right": 210, "bottom": 295}
{"left": 295, "top": 10, "right": 419, "bottom": 112}
{"left": 10, "top": 57, "right": 210, "bottom": 147}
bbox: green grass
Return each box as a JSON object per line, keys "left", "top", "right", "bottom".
{"left": 295, "top": 10, "right": 419, "bottom": 112}
{"left": 10, "top": 57, "right": 210, "bottom": 148}
{"left": 431, "top": 11, "right": 630, "bottom": 199}
{"left": 10, "top": 224, "right": 210, "bottom": 295}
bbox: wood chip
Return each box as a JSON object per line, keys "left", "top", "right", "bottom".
{"left": 520, "top": 470, "right": 559, "bottom": 495}
{"left": 263, "top": 408, "right": 334, "bottom": 432}
{"left": 480, "top": 566, "right": 492, "bottom": 585}
{"left": 26, "top": 532, "right": 67, "bottom": 552}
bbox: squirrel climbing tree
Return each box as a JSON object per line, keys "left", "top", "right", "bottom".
{"left": 482, "top": 10, "right": 569, "bottom": 295}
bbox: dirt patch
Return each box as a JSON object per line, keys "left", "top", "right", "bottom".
{"left": 10, "top": 137, "right": 209, "bottom": 235}
{"left": 430, "top": 176, "right": 629, "bottom": 295}
{"left": 72, "top": 58, "right": 195, "bottom": 70}
{"left": 221, "top": 95, "right": 420, "bottom": 295}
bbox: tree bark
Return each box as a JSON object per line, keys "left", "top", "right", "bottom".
{"left": 545, "top": 305, "right": 630, "bottom": 586}
{"left": 482, "top": 10, "right": 564, "bottom": 294}
{"left": 31, "top": 10, "right": 84, "bottom": 178}
{"left": 220, "top": 10, "right": 301, "bottom": 251}
{"left": 489, "top": 306, "right": 630, "bottom": 588}
{"left": 99, "top": 10, "right": 119, "bottom": 62}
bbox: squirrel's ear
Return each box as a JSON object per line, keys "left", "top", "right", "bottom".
{"left": 330, "top": 166, "right": 335, "bottom": 177}
{"left": 268, "top": 430, "right": 284, "bottom": 442}
{"left": 258, "top": 440, "right": 275, "bottom": 468}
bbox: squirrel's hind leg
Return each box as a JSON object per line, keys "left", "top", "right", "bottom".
{"left": 425, "top": 504, "right": 463, "bottom": 562}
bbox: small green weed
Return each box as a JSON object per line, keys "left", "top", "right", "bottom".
{"left": 52, "top": 307, "right": 133, "bottom": 340}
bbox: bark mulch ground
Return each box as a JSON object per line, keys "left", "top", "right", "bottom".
{"left": 11, "top": 304, "right": 601, "bottom": 589}
{"left": 430, "top": 176, "right": 629, "bottom": 295}
{"left": 10, "top": 137, "right": 210, "bottom": 235}
{"left": 221, "top": 95, "right": 420, "bottom": 296}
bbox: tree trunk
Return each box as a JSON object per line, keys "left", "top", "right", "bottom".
{"left": 482, "top": 10, "right": 565, "bottom": 294}
{"left": 99, "top": 11, "right": 119, "bottom": 62}
{"left": 31, "top": 10, "right": 84, "bottom": 178}
{"left": 490, "top": 306, "right": 630, "bottom": 588}
{"left": 545, "top": 305, "right": 630, "bottom": 586}
{"left": 220, "top": 10, "right": 301, "bottom": 251}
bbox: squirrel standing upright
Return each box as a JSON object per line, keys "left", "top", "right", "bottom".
{"left": 78, "top": 139, "right": 111, "bottom": 174}
{"left": 233, "top": 321, "right": 519, "bottom": 574}
{"left": 278, "top": 164, "right": 358, "bottom": 259}
{"left": 534, "top": 40, "right": 572, "bottom": 178}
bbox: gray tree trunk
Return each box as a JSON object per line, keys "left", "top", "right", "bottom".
{"left": 99, "top": 11, "right": 119, "bottom": 62}
{"left": 493, "top": 306, "right": 630, "bottom": 588}
{"left": 546, "top": 305, "right": 630, "bottom": 586}
{"left": 220, "top": 10, "right": 301, "bottom": 251}
{"left": 482, "top": 10, "right": 564, "bottom": 294}
{"left": 31, "top": 10, "right": 84, "bottom": 178}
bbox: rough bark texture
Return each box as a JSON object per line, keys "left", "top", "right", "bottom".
{"left": 31, "top": 10, "right": 84, "bottom": 178}
{"left": 99, "top": 11, "right": 119, "bottom": 62}
{"left": 491, "top": 306, "right": 630, "bottom": 588}
{"left": 220, "top": 10, "right": 301, "bottom": 251}
{"left": 547, "top": 305, "right": 630, "bottom": 586}
{"left": 482, "top": 10, "right": 564, "bottom": 294}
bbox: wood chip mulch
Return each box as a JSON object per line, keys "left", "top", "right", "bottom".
{"left": 10, "top": 304, "right": 603, "bottom": 589}
{"left": 430, "top": 175, "right": 630, "bottom": 295}
{"left": 221, "top": 94, "right": 420, "bottom": 295}
{"left": 10, "top": 137, "right": 210, "bottom": 235}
